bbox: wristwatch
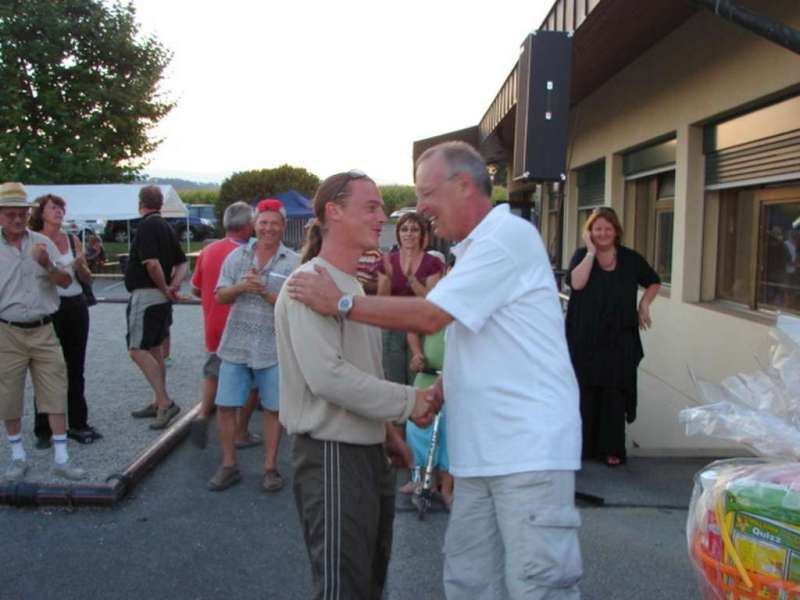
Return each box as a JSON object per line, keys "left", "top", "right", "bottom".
{"left": 46, "top": 261, "right": 58, "bottom": 274}
{"left": 337, "top": 294, "right": 354, "bottom": 319}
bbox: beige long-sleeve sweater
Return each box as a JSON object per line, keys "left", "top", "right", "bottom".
{"left": 276, "top": 257, "right": 416, "bottom": 444}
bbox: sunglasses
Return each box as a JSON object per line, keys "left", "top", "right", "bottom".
{"left": 332, "top": 169, "right": 368, "bottom": 199}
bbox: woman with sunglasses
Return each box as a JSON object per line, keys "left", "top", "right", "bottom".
{"left": 565, "top": 206, "right": 660, "bottom": 467}
{"left": 375, "top": 212, "right": 444, "bottom": 384}
{"left": 29, "top": 195, "right": 102, "bottom": 446}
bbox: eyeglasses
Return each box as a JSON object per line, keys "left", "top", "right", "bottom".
{"left": 332, "top": 169, "right": 368, "bottom": 200}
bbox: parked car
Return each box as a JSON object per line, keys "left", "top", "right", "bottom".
{"left": 103, "top": 214, "right": 216, "bottom": 243}
{"left": 186, "top": 204, "right": 219, "bottom": 235}
{"left": 389, "top": 206, "right": 416, "bottom": 220}
{"left": 62, "top": 219, "right": 105, "bottom": 241}
{"left": 167, "top": 214, "right": 217, "bottom": 242}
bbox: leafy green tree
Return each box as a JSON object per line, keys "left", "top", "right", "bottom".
{"left": 178, "top": 189, "right": 220, "bottom": 205}
{"left": 491, "top": 185, "right": 509, "bottom": 204}
{"left": 379, "top": 185, "right": 417, "bottom": 216}
{"left": 218, "top": 165, "right": 320, "bottom": 212}
{"left": 0, "top": 0, "right": 174, "bottom": 183}
{"left": 179, "top": 188, "right": 222, "bottom": 222}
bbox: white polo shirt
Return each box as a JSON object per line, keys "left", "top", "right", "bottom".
{"left": 426, "top": 204, "right": 581, "bottom": 477}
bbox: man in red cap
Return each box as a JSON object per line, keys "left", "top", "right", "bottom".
{"left": 208, "top": 198, "right": 299, "bottom": 492}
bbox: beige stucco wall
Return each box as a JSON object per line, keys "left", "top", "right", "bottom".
{"left": 569, "top": 1, "right": 800, "bottom": 172}
{"left": 565, "top": 1, "right": 800, "bottom": 455}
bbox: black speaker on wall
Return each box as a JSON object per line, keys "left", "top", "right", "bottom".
{"left": 512, "top": 30, "right": 572, "bottom": 183}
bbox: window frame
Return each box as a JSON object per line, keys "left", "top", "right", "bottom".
{"left": 713, "top": 184, "right": 800, "bottom": 313}
{"left": 623, "top": 169, "right": 675, "bottom": 285}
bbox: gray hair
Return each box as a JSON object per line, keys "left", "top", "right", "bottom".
{"left": 223, "top": 201, "right": 254, "bottom": 231}
{"left": 416, "top": 141, "right": 492, "bottom": 197}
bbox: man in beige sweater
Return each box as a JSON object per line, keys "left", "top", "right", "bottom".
{"left": 275, "top": 170, "right": 439, "bottom": 600}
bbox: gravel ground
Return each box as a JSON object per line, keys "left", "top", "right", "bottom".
{"left": 0, "top": 287, "right": 702, "bottom": 598}
{"left": 0, "top": 299, "right": 205, "bottom": 485}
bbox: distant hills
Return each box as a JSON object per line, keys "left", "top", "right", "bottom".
{"left": 146, "top": 177, "right": 219, "bottom": 191}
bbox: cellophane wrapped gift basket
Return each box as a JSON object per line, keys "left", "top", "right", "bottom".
{"left": 682, "top": 314, "right": 800, "bottom": 599}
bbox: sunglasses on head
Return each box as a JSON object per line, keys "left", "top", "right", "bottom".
{"left": 332, "top": 169, "right": 368, "bottom": 199}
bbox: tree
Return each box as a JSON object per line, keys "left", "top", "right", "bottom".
{"left": 178, "top": 189, "right": 220, "bottom": 205}
{"left": 379, "top": 185, "right": 417, "bottom": 217}
{"left": 179, "top": 188, "right": 222, "bottom": 223}
{"left": 0, "top": 0, "right": 174, "bottom": 184}
{"left": 218, "top": 165, "right": 320, "bottom": 212}
{"left": 491, "top": 185, "right": 509, "bottom": 204}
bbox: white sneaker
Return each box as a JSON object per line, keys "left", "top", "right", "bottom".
{"left": 3, "top": 459, "right": 28, "bottom": 482}
{"left": 53, "top": 462, "right": 86, "bottom": 481}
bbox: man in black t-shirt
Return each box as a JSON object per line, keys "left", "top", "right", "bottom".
{"left": 125, "top": 185, "right": 187, "bottom": 429}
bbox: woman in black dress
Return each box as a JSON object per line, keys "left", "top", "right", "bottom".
{"left": 565, "top": 207, "right": 660, "bottom": 466}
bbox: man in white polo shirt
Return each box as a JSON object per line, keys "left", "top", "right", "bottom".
{"left": 288, "top": 141, "right": 582, "bottom": 599}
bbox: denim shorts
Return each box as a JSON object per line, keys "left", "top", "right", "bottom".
{"left": 215, "top": 361, "right": 279, "bottom": 411}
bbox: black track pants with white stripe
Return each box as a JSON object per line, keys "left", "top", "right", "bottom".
{"left": 292, "top": 434, "right": 396, "bottom": 600}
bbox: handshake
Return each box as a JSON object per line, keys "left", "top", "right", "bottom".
{"left": 410, "top": 376, "right": 444, "bottom": 428}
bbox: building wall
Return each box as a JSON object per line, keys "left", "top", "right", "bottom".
{"left": 564, "top": 1, "right": 800, "bottom": 454}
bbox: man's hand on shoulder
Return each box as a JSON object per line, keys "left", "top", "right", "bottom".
{"left": 287, "top": 265, "right": 341, "bottom": 316}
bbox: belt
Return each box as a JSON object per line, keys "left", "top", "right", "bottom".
{"left": 0, "top": 316, "right": 53, "bottom": 329}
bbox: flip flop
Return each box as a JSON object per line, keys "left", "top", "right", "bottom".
{"left": 234, "top": 434, "right": 263, "bottom": 449}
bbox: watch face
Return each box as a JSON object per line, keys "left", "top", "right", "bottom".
{"left": 338, "top": 295, "right": 353, "bottom": 314}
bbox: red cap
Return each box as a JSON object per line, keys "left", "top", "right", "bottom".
{"left": 256, "top": 198, "right": 285, "bottom": 214}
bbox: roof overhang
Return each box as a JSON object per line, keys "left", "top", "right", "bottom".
{"left": 477, "top": 0, "right": 697, "bottom": 153}
{"left": 411, "top": 126, "right": 480, "bottom": 172}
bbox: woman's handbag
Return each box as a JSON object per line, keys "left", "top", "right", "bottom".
{"left": 68, "top": 235, "right": 97, "bottom": 306}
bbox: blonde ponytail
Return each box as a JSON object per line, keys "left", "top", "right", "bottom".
{"left": 300, "top": 219, "right": 323, "bottom": 263}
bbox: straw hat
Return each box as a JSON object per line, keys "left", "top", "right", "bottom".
{"left": 0, "top": 182, "right": 30, "bottom": 208}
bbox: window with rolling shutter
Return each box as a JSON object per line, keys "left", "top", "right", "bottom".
{"left": 577, "top": 160, "right": 605, "bottom": 208}
{"left": 705, "top": 96, "right": 800, "bottom": 189}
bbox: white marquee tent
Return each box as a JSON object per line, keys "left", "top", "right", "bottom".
{"left": 23, "top": 183, "right": 188, "bottom": 221}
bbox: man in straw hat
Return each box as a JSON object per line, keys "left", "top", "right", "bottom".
{"left": 0, "top": 182, "right": 86, "bottom": 481}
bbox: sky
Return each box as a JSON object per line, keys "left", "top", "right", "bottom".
{"left": 133, "top": 1, "right": 554, "bottom": 186}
